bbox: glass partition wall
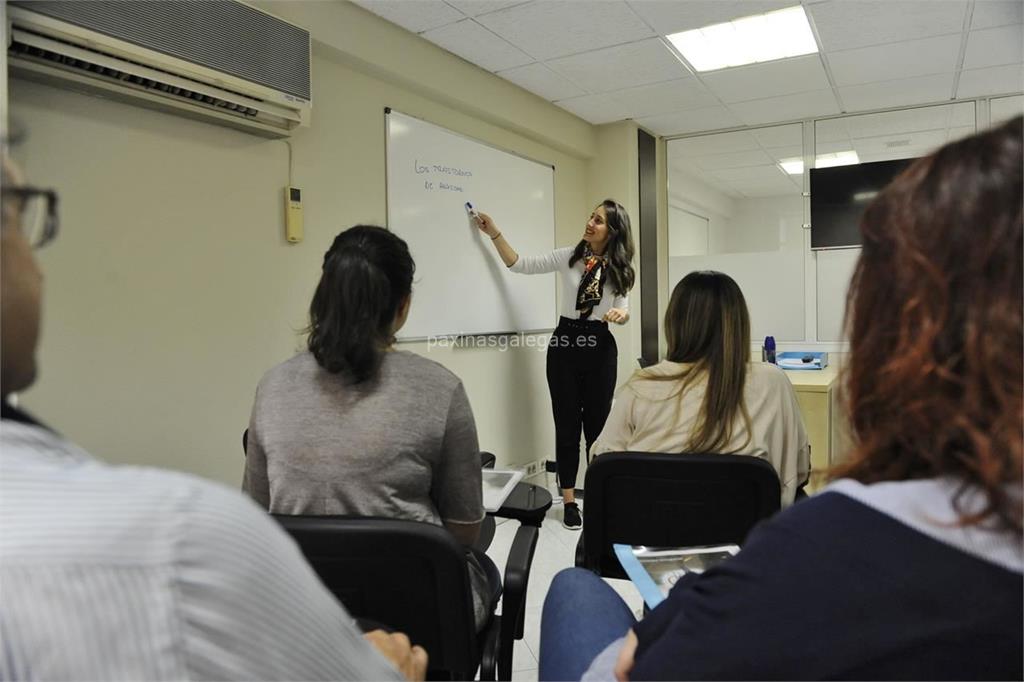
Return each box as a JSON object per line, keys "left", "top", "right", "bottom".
{"left": 812, "top": 101, "right": 976, "bottom": 341}
{"left": 667, "top": 123, "right": 805, "bottom": 343}
{"left": 666, "top": 99, "right": 990, "bottom": 349}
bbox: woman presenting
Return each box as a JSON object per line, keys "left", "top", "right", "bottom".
{"left": 475, "top": 200, "right": 635, "bottom": 529}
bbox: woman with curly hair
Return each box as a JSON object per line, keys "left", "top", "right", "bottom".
{"left": 538, "top": 117, "right": 1023, "bottom": 680}
{"left": 475, "top": 200, "right": 635, "bottom": 529}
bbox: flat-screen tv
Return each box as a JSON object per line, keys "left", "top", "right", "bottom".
{"left": 810, "top": 158, "right": 914, "bottom": 249}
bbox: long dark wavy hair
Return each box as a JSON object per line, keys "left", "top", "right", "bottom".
{"left": 568, "top": 199, "right": 635, "bottom": 296}
{"left": 833, "top": 116, "right": 1023, "bottom": 532}
{"left": 306, "top": 225, "right": 414, "bottom": 383}
{"left": 634, "top": 271, "right": 753, "bottom": 453}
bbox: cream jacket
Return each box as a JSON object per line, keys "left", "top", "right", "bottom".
{"left": 593, "top": 361, "right": 811, "bottom": 506}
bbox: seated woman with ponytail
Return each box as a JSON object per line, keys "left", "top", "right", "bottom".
{"left": 243, "top": 225, "right": 495, "bottom": 629}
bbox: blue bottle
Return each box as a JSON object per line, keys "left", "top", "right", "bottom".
{"left": 763, "top": 336, "right": 776, "bottom": 364}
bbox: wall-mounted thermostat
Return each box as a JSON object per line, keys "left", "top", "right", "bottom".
{"left": 285, "top": 186, "right": 303, "bottom": 243}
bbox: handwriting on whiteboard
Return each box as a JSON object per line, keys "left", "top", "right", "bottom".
{"left": 414, "top": 159, "right": 473, "bottom": 177}
{"left": 423, "top": 180, "right": 464, "bottom": 192}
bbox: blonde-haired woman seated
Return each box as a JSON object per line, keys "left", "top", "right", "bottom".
{"left": 592, "top": 271, "right": 809, "bottom": 505}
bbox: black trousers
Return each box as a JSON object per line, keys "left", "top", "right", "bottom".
{"left": 545, "top": 316, "right": 617, "bottom": 491}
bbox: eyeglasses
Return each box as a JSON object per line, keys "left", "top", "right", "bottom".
{"left": 2, "top": 186, "right": 60, "bottom": 249}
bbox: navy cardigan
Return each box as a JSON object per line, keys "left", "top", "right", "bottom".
{"left": 631, "top": 492, "right": 1022, "bottom": 680}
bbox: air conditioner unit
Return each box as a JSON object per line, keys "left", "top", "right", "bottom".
{"left": 7, "top": 1, "right": 311, "bottom": 138}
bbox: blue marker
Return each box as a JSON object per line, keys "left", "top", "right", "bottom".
{"left": 465, "top": 202, "right": 480, "bottom": 219}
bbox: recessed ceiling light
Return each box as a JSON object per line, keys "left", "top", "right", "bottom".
{"left": 778, "top": 151, "right": 860, "bottom": 175}
{"left": 666, "top": 6, "right": 819, "bottom": 72}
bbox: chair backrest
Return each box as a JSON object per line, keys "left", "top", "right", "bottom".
{"left": 273, "top": 515, "right": 480, "bottom": 678}
{"left": 580, "top": 452, "right": 782, "bottom": 579}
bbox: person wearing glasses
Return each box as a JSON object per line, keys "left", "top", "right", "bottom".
{"left": 0, "top": 153, "right": 426, "bottom": 680}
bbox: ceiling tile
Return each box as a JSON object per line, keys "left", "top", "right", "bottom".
{"left": 671, "top": 169, "right": 741, "bottom": 199}
{"left": 554, "top": 94, "right": 632, "bottom": 124}
{"left": 496, "top": 62, "right": 587, "bottom": 100}
{"left": 609, "top": 78, "right": 720, "bottom": 118}
{"left": 957, "top": 63, "right": 1024, "bottom": 97}
{"left": 444, "top": 0, "right": 529, "bottom": 17}
{"left": 827, "top": 34, "right": 962, "bottom": 86}
{"left": 764, "top": 144, "right": 804, "bottom": 162}
{"left": 855, "top": 148, "right": 929, "bottom": 163}
{"left": 546, "top": 38, "right": 691, "bottom": 93}
{"left": 949, "top": 101, "right": 979, "bottom": 126}
{"left": 990, "top": 94, "right": 1024, "bottom": 123}
{"left": 816, "top": 138, "right": 856, "bottom": 153}
{"left": 710, "top": 164, "right": 790, "bottom": 185}
{"left": 692, "top": 149, "right": 775, "bottom": 170}
{"left": 838, "top": 105, "right": 961, "bottom": 137}
{"left": 946, "top": 125, "right": 977, "bottom": 142}
{"left": 808, "top": 1, "right": 967, "bottom": 52}
{"left": 970, "top": 1, "right": 1024, "bottom": 30}
{"left": 421, "top": 19, "right": 534, "bottom": 71}
{"left": 637, "top": 106, "right": 744, "bottom": 135}
{"left": 814, "top": 118, "right": 853, "bottom": 144}
{"left": 353, "top": 0, "right": 465, "bottom": 33}
{"left": 474, "top": 1, "right": 654, "bottom": 61}
{"left": 735, "top": 176, "right": 803, "bottom": 198}
{"left": 625, "top": 0, "right": 794, "bottom": 37}
{"left": 853, "top": 129, "right": 947, "bottom": 158}
{"left": 700, "top": 55, "right": 831, "bottom": 103}
{"left": 839, "top": 73, "right": 955, "bottom": 111}
{"left": 668, "top": 130, "right": 761, "bottom": 157}
{"left": 729, "top": 89, "right": 840, "bottom": 126}
{"left": 750, "top": 124, "right": 804, "bottom": 148}
{"left": 963, "top": 24, "right": 1024, "bottom": 70}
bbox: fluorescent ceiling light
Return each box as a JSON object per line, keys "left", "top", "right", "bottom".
{"left": 779, "top": 159, "right": 804, "bottom": 175}
{"left": 815, "top": 151, "right": 860, "bottom": 168}
{"left": 777, "top": 151, "right": 860, "bottom": 175}
{"left": 666, "top": 6, "right": 818, "bottom": 72}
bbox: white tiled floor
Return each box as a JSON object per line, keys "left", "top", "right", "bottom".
{"left": 484, "top": 480, "right": 644, "bottom": 682}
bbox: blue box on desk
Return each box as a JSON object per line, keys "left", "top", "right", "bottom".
{"left": 776, "top": 351, "right": 829, "bottom": 370}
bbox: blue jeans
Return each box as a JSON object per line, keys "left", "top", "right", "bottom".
{"left": 539, "top": 568, "right": 637, "bottom": 681}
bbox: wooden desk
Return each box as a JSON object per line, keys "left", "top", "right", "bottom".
{"left": 783, "top": 366, "right": 842, "bottom": 490}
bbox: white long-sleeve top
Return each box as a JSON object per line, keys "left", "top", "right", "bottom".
{"left": 510, "top": 246, "right": 629, "bottom": 321}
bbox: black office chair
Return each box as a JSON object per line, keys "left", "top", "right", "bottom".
{"left": 274, "top": 515, "right": 538, "bottom": 681}
{"left": 477, "top": 451, "right": 497, "bottom": 551}
{"left": 575, "top": 451, "right": 781, "bottom": 579}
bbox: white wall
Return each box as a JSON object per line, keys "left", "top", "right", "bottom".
{"left": 9, "top": 2, "right": 649, "bottom": 486}
{"left": 667, "top": 205, "right": 708, "bottom": 256}
{"left": 668, "top": 171, "right": 733, "bottom": 256}
{"left": 727, "top": 195, "right": 803, "bottom": 254}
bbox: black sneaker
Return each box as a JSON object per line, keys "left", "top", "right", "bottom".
{"left": 562, "top": 502, "right": 582, "bottom": 530}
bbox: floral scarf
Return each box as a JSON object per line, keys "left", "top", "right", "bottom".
{"left": 575, "top": 248, "right": 608, "bottom": 319}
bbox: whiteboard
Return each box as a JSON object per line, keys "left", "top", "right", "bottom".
{"left": 386, "top": 110, "right": 556, "bottom": 339}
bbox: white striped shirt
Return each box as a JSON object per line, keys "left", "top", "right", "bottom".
{"left": 0, "top": 414, "right": 403, "bottom": 681}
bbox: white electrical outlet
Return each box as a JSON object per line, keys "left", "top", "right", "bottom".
{"left": 522, "top": 459, "right": 544, "bottom": 478}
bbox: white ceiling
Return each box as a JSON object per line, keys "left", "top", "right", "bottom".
{"left": 352, "top": 0, "right": 1024, "bottom": 136}
{"left": 665, "top": 100, "right": 995, "bottom": 198}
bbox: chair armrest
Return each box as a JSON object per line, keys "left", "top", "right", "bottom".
{"left": 479, "top": 618, "right": 500, "bottom": 681}
{"left": 498, "top": 524, "right": 539, "bottom": 680}
{"left": 480, "top": 451, "right": 497, "bottom": 469}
